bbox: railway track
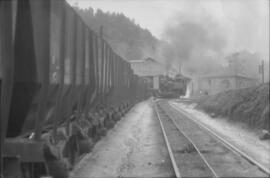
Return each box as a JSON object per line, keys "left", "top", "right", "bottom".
{"left": 154, "top": 99, "right": 269, "bottom": 178}
{"left": 169, "top": 100, "right": 270, "bottom": 176}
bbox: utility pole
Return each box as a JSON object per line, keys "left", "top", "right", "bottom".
{"left": 259, "top": 60, "right": 264, "bottom": 83}
{"left": 262, "top": 60, "right": 264, "bottom": 83}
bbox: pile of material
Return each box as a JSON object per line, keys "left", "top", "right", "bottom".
{"left": 196, "top": 83, "right": 269, "bottom": 131}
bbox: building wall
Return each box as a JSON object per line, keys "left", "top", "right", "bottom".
{"left": 153, "top": 76, "right": 159, "bottom": 89}
{"left": 130, "top": 59, "right": 165, "bottom": 90}
{"left": 195, "top": 76, "right": 257, "bottom": 95}
{"left": 235, "top": 77, "right": 257, "bottom": 89}
{"left": 198, "top": 77, "right": 235, "bottom": 95}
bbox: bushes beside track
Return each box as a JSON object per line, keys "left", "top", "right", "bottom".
{"left": 196, "top": 83, "right": 269, "bottom": 131}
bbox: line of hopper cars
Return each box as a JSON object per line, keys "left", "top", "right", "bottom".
{"left": 0, "top": 0, "right": 149, "bottom": 177}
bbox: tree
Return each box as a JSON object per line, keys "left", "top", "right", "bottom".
{"left": 73, "top": 6, "right": 159, "bottom": 61}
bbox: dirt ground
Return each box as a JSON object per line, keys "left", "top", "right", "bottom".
{"left": 70, "top": 100, "right": 174, "bottom": 178}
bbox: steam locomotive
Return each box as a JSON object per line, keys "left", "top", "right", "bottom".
{"left": 158, "top": 74, "right": 190, "bottom": 98}
{"left": 0, "top": 0, "right": 148, "bottom": 177}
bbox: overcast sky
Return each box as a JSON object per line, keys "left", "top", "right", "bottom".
{"left": 67, "top": 0, "right": 269, "bottom": 61}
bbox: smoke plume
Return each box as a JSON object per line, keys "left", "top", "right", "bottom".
{"left": 159, "top": 11, "right": 227, "bottom": 76}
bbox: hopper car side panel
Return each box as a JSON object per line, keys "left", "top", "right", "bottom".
{"left": 0, "top": 0, "right": 150, "bottom": 177}
{"left": 0, "top": 1, "right": 14, "bottom": 176}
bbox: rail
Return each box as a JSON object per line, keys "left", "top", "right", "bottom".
{"left": 169, "top": 101, "right": 270, "bottom": 176}
{"left": 154, "top": 100, "right": 218, "bottom": 177}
{"left": 153, "top": 101, "right": 181, "bottom": 178}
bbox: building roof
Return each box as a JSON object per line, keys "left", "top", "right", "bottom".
{"left": 200, "top": 74, "right": 257, "bottom": 81}
{"left": 145, "top": 57, "right": 158, "bottom": 63}
{"left": 129, "top": 60, "right": 145, "bottom": 63}
{"left": 129, "top": 57, "right": 165, "bottom": 77}
{"left": 129, "top": 57, "right": 160, "bottom": 64}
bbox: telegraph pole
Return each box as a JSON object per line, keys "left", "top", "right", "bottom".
{"left": 262, "top": 60, "right": 264, "bottom": 83}
{"left": 259, "top": 60, "right": 265, "bottom": 84}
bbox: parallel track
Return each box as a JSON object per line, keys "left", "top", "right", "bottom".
{"left": 154, "top": 101, "right": 218, "bottom": 178}
{"left": 154, "top": 99, "right": 269, "bottom": 177}
{"left": 169, "top": 101, "right": 270, "bottom": 176}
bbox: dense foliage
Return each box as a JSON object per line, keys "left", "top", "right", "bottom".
{"left": 74, "top": 6, "right": 159, "bottom": 61}
{"left": 197, "top": 83, "right": 270, "bottom": 131}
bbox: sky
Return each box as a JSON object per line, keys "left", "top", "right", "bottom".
{"left": 67, "top": 0, "right": 269, "bottom": 62}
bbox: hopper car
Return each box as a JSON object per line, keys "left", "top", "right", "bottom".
{"left": 0, "top": 0, "right": 148, "bottom": 177}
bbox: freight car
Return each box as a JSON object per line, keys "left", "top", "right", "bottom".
{"left": 0, "top": 0, "right": 148, "bottom": 177}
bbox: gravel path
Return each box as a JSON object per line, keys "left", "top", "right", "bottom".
{"left": 70, "top": 101, "right": 174, "bottom": 178}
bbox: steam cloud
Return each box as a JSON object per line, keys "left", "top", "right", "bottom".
{"left": 159, "top": 12, "right": 227, "bottom": 76}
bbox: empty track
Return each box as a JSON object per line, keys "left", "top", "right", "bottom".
{"left": 154, "top": 99, "right": 269, "bottom": 178}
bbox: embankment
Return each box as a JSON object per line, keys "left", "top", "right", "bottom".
{"left": 196, "top": 83, "right": 269, "bottom": 131}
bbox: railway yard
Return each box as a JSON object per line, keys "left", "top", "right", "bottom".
{"left": 1, "top": 1, "right": 269, "bottom": 177}
{"left": 70, "top": 99, "right": 270, "bottom": 178}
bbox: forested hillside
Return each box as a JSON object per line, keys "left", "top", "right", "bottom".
{"left": 74, "top": 6, "right": 159, "bottom": 61}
